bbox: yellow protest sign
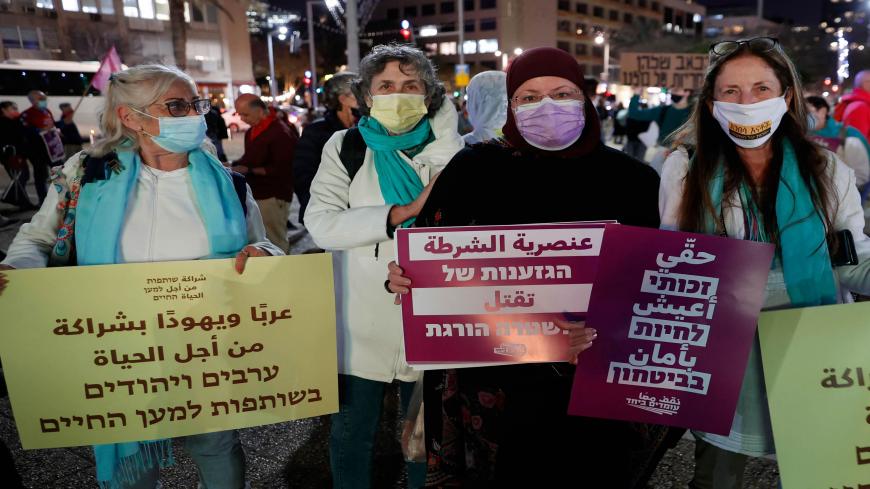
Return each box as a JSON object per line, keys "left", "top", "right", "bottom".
{"left": 0, "top": 254, "right": 338, "bottom": 449}
{"left": 758, "top": 303, "right": 870, "bottom": 488}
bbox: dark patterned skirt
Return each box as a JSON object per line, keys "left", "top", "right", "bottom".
{"left": 423, "top": 364, "right": 682, "bottom": 488}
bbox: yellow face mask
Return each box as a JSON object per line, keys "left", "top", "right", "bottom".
{"left": 369, "top": 93, "right": 428, "bottom": 134}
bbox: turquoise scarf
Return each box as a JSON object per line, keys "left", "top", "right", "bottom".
{"left": 705, "top": 139, "right": 838, "bottom": 306}
{"left": 814, "top": 117, "right": 870, "bottom": 156}
{"left": 356, "top": 115, "right": 433, "bottom": 227}
{"left": 77, "top": 148, "right": 247, "bottom": 488}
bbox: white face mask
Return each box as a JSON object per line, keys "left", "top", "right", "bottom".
{"left": 712, "top": 96, "right": 789, "bottom": 148}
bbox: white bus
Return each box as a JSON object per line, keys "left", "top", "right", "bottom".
{"left": 0, "top": 59, "right": 104, "bottom": 137}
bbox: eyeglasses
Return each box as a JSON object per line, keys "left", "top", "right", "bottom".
{"left": 157, "top": 98, "right": 212, "bottom": 117}
{"left": 512, "top": 89, "right": 584, "bottom": 106}
{"left": 709, "top": 37, "right": 779, "bottom": 57}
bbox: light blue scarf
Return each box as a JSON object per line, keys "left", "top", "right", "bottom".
{"left": 77, "top": 148, "right": 247, "bottom": 488}
{"left": 76, "top": 148, "right": 247, "bottom": 264}
{"left": 705, "top": 139, "right": 838, "bottom": 306}
{"left": 356, "top": 115, "right": 433, "bottom": 227}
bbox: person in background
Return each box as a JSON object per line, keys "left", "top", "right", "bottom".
{"left": 807, "top": 95, "right": 870, "bottom": 188}
{"left": 386, "top": 47, "right": 676, "bottom": 488}
{"left": 628, "top": 87, "right": 694, "bottom": 173}
{"left": 0, "top": 101, "right": 34, "bottom": 210}
{"left": 622, "top": 99, "right": 652, "bottom": 161}
{"left": 0, "top": 63, "right": 283, "bottom": 489}
{"left": 613, "top": 101, "right": 627, "bottom": 144}
{"left": 834, "top": 69, "right": 870, "bottom": 139}
{"left": 292, "top": 72, "right": 358, "bottom": 226}
{"left": 232, "top": 94, "right": 297, "bottom": 254}
{"left": 462, "top": 70, "right": 508, "bottom": 145}
{"left": 55, "top": 102, "right": 85, "bottom": 159}
{"left": 19, "top": 90, "right": 62, "bottom": 204}
{"left": 456, "top": 98, "right": 473, "bottom": 135}
{"left": 204, "top": 104, "right": 229, "bottom": 162}
{"left": 662, "top": 36, "right": 870, "bottom": 489}
{"left": 305, "top": 43, "right": 464, "bottom": 489}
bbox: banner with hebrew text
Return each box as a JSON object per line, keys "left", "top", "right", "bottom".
{"left": 396, "top": 222, "right": 607, "bottom": 367}
{"left": 620, "top": 52, "right": 709, "bottom": 90}
{"left": 759, "top": 303, "right": 870, "bottom": 489}
{"left": 568, "top": 225, "right": 774, "bottom": 435}
{"left": 0, "top": 254, "right": 338, "bottom": 449}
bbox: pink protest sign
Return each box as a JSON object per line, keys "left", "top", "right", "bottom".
{"left": 568, "top": 224, "right": 774, "bottom": 434}
{"left": 396, "top": 223, "right": 607, "bottom": 365}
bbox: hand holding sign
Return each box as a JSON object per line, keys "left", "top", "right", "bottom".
{"left": 552, "top": 318, "right": 597, "bottom": 365}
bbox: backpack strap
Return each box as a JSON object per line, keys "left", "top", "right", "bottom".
{"left": 338, "top": 127, "right": 367, "bottom": 182}
{"left": 81, "top": 151, "right": 119, "bottom": 185}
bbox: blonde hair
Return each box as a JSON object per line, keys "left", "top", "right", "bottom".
{"left": 88, "top": 64, "right": 197, "bottom": 157}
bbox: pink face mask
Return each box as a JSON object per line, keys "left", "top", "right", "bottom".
{"left": 514, "top": 98, "right": 586, "bottom": 151}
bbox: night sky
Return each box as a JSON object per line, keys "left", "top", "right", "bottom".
{"left": 272, "top": 0, "right": 827, "bottom": 26}
{"left": 696, "top": 0, "right": 825, "bottom": 25}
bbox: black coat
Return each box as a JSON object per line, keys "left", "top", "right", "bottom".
{"left": 416, "top": 140, "right": 666, "bottom": 488}
{"left": 0, "top": 116, "right": 27, "bottom": 162}
{"left": 292, "top": 111, "right": 347, "bottom": 224}
{"left": 205, "top": 108, "right": 228, "bottom": 141}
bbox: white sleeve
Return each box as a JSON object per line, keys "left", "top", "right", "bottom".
{"left": 658, "top": 148, "right": 690, "bottom": 231}
{"left": 304, "top": 132, "right": 393, "bottom": 251}
{"left": 244, "top": 183, "right": 285, "bottom": 256}
{"left": 842, "top": 137, "right": 870, "bottom": 187}
{"left": 830, "top": 157, "right": 870, "bottom": 294}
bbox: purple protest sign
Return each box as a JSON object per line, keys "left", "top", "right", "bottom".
{"left": 568, "top": 224, "right": 774, "bottom": 435}
{"left": 396, "top": 223, "right": 608, "bottom": 365}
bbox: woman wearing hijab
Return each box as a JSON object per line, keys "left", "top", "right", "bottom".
{"left": 661, "top": 37, "right": 870, "bottom": 487}
{"left": 387, "top": 47, "right": 674, "bottom": 488}
{"left": 462, "top": 71, "right": 508, "bottom": 146}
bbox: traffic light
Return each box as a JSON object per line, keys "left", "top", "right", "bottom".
{"left": 304, "top": 70, "right": 312, "bottom": 87}
{"left": 400, "top": 19, "right": 412, "bottom": 41}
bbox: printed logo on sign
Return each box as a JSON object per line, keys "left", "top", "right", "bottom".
{"left": 728, "top": 120, "right": 772, "bottom": 140}
{"left": 493, "top": 343, "right": 527, "bottom": 357}
{"left": 625, "top": 392, "right": 681, "bottom": 416}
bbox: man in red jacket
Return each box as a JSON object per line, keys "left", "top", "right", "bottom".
{"left": 835, "top": 70, "right": 870, "bottom": 139}
{"left": 232, "top": 94, "right": 297, "bottom": 253}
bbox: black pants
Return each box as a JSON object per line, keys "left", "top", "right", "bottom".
{"left": 31, "top": 158, "right": 50, "bottom": 204}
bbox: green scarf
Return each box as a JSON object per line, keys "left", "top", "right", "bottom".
{"left": 705, "top": 139, "right": 837, "bottom": 306}
{"left": 356, "top": 115, "right": 433, "bottom": 227}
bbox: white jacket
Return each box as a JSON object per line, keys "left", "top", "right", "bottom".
{"left": 2, "top": 153, "right": 283, "bottom": 269}
{"left": 659, "top": 147, "right": 870, "bottom": 299}
{"left": 306, "top": 98, "right": 464, "bottom": 382}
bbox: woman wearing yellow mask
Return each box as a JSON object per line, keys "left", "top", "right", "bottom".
{"left": 305, "top": 44, "right": 464, "bottom": 489}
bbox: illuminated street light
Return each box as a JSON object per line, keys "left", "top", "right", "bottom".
{"left": 594, "top": 33, "right": 605, "bottom": 45}
{"left": 419, "top": 25, "right": 438, "bottom": 37}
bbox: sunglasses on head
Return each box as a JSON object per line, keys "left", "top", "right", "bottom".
{"left": 709, "top": 37, "right": 779, "bottom": 57}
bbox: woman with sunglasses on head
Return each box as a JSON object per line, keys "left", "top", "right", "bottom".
{"left": 660, "top": 37, "right": 870, "bottom": 488}
{"left": 0, "top": 64, "right": 283, "bottom": 489}
{"left": 387, "top": 47, "right": 679, "bottom": 488}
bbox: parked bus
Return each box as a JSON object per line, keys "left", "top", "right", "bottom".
{"left": 0, "top": 59, "right": 103, "bottom": 137}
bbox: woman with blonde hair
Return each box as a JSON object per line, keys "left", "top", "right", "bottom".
{"left": 661, "top": 37, "right": 870, "bottom": 487}
{"left": 0, "top": 64, "right": 283, "bottom": 488}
